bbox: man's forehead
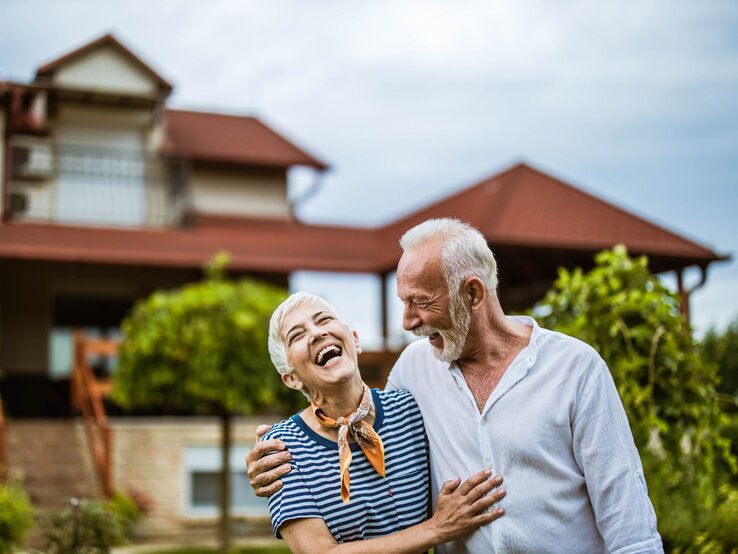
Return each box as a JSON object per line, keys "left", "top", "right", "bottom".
{"left": 397, "top": 249, "right": 446, "bottom": 292}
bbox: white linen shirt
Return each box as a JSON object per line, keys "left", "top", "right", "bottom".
{"left": 386, "top": 316, "right": 663, "bottom": 554}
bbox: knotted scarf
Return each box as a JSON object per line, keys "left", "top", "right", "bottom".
{"left": 311, "top": 385, "right": 385, "bottom": 503}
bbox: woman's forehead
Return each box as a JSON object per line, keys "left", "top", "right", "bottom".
{"left": 280, "top": 300, "right": 330, "bottom": 332}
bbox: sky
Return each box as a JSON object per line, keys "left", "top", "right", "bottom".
{"left": 2, "top": 0, "right": 737, "bottom": 349}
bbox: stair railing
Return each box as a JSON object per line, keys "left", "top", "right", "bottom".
{"left": 71, "top": 330, "right": 116, "bottom": 498}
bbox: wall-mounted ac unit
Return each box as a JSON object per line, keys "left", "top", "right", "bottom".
{"left": 11, "top": 142, "right": 54, "bottom": 180}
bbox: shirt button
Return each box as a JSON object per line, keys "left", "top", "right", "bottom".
{"left": 481, "top": 417, "right": 486, "bottom": 424}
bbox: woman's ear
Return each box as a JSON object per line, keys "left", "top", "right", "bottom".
{"left": 352, "top": 330, "right": 362, "bottom": 354}
{"left": 281, "top": 372, "right": 303, "bottom": 391}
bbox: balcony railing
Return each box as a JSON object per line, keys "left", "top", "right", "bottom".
{"left": 7, "top": 136, "right": 188, "bottom": 227}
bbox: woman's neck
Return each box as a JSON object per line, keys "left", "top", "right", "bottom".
{"left": 301, "top": 379, "right": 374, "bottom": 439}
{"left": 310, "top": 378, "right": 366, "bottom": 419}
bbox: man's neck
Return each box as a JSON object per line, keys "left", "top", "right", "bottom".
{"left": 456, "top": 310, "right": 533, "bottom": 413}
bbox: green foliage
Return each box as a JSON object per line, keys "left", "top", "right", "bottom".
{"left": 114, "top": 275, "right": 294, "bottom": 415}
{"left": 0, "top": 479, "right": 35, "bottom": 554}
{"left": 701, "top": 315, "right": 738, "bottom": 402}
{"left": 105, "top": 490, "right": 144, "bottom": 541}
{"left": 533, "top": 245, "right": 736, "bottom": 550}
{"left": 41, "top": 498, "right": 126, "bottom": 554}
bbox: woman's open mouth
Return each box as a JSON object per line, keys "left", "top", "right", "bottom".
{"left": 316, "top": 345, "right": 342, "bottom": 366}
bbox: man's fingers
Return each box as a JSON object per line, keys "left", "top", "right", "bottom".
{"left": 439, "top": 477, "right": 462, "bottom": 496}
{"left": 457, "top": 469, "right": 495, "bottom": 496}
{"left": 252, "top": 462, "right": 292, "bottom": 488}
{"left": 247, "top": 450, "right": 292, "bottom": 481}
{"left": 255, "top": 479, "right": 285, "bottom": 498}
{"left": 246, "top": 438, "right": 286, "bottom": 468}
{"left": 255, "top": 424, "right": 273, "bottom": 439}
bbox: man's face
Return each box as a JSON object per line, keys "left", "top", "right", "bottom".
{"left": 397, "top": 245, "right": 471, "bottom": 362}
{"left": 280, "top": 300, "right": 361, "bottom": 396}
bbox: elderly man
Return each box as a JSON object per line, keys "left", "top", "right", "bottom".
{"left": 248, "top": 218, "right": 663, "bottom": 553}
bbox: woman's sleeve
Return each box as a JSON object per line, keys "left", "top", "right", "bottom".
{"left": 262, "top": 430, "right": 323, "bottom": 539}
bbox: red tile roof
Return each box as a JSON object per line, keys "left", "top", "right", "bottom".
{"left": 162, "top": 110, "right": 329, "bottom": 170}
{"left": 377, "top": 163, "right": 724, "bottom": 269}
{"left": 35, "top": 33, "right": 173, "bottom": 94}
{"left": 0, "top": 164, "right": 724, "bottom": 274}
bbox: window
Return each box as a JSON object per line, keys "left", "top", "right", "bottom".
{"left": 48, "top": 326, "right": 121, "bottom": 379}
{"left": 184, "top": 446, "right": 269, "bottom": 517}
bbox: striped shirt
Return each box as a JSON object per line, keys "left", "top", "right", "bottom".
{"left": 263, "top": 388, "right": 429, "bottom": 543}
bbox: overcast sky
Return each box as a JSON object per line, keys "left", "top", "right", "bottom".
{"left": 2, "top": 0, "right": 737, "bottom": 347}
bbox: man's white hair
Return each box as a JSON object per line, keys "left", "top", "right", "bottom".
{"left": 399, "top": 218, "right": 498, "bottom": 295}
{"left": 268, "top": 291, "right": 345, "bottom": 377}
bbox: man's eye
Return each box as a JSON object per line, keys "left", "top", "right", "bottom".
{"left": 318, "top": 315, "right": 333, "bottom": 323}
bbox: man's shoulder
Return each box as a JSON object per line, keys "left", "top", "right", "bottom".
{"left": 538, "top": 325, "right": 604, "bottom": 362}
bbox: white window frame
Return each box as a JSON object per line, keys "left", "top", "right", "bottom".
{"left": 182, "top": 445, "right": 269, "bottom": 518}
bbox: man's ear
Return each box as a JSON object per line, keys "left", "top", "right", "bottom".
{"left": 464, "top": 276, "right": 486, "bottom": 310}
{"left": 352, "top": 330, "right": 362, "bottom": 354}
{"left": 282, "top": 372, "right": 303, "bottom": 391}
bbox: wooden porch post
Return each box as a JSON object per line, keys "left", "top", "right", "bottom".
{"left": 380, "top": 271, "right": 389, "bottom": 351}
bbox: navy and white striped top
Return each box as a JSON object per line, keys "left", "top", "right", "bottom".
{"left": 263, "top": 389, "right": 429, "bottom": 543}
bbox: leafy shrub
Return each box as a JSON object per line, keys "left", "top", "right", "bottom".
{"left": 41, "top": 497, "right": 125, "bottom": 554}
{"left": 105, "top": 490, "right": 146, "bottom": 540}
{"left": 533, "top": 246, "right": 737, "bottom": 550}
{"left": 0, "top": 479, "right": 35, "bottom": 554}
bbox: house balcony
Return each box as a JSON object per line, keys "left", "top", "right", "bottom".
{"left": 6, "top": 136, "right": 188, "bottom": 228}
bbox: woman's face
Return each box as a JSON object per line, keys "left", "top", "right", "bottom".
{"left": 280, "top": 300, "right": 361, "bottom": 397}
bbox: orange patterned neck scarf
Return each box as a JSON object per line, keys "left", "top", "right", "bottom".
{"left": 311, "top": 385, "right": 385, "bottom": 503}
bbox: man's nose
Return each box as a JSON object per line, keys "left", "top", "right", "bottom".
{"left": 402, "top": 307, "right": 420, "bottom": 331}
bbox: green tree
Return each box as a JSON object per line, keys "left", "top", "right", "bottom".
{"left": 533, "top": 245, "right": 735, "bottom": 549}
{"left": 702, "top": 315, "right": 738, "bottom": 402}
{"left": 114, "top": 256, "right": 290, "bottom": 552}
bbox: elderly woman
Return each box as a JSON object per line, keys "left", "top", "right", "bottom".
{"left": 261, "top": 292, "right": 504, "bottom": 553}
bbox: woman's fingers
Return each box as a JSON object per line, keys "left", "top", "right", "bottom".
{"left": 464, "top": 474, "right": 503, "bottom": 504}
{"left": 471, "top": 487, "right": 506, "bottom": 513}
{"left": 439, "top": 477, "right": 462, "bottom": 496}
{"left": 457, "top": 469, "right": 493, "bottom": 495}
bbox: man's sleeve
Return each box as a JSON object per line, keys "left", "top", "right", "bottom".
{"left": 572, "top": 360, "right": 664, "bottom": 554}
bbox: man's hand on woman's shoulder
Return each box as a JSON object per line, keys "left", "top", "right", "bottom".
{"left": 246, "top": 424, "right": 293, "bottom": 497}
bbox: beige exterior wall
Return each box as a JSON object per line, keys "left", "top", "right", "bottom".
{"left": 53, "top": 104, "right": 155, "bottom": 147}
{"left": 190, "top": 165, "right": 290, "bottom": 219}
{"left": 52, "top": 44, "right": 160, "bottom": 97}
{"left": 111, "top": 417, "right": 279, "bottom": 540}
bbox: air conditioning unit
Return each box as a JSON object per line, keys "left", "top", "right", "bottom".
{"left": 11, "top": 142, "right": 54, "bottom": 180}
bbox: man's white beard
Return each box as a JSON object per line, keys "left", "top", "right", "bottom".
{"left": 412, "top": 290, "right": 471, "bottom": 363}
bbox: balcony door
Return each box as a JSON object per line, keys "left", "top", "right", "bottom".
{"left": 55, "top": 119, "right": 147, "bottom": 226}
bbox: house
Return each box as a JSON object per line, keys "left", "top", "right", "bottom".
{"left": 0, "top": 34, "right": 725, "bottom": 540}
